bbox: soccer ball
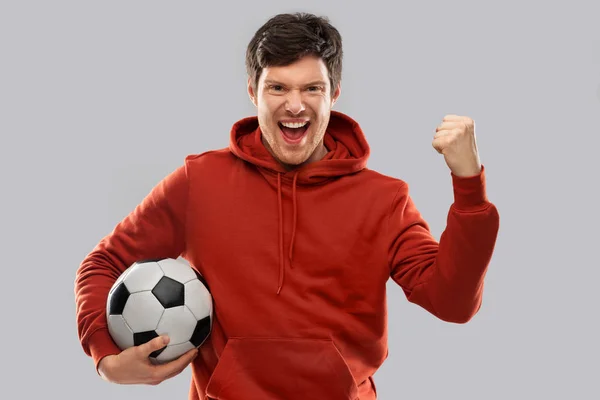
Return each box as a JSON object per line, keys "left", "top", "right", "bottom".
{"left": 106, "top": 257, "right": 213, "bottom": 364}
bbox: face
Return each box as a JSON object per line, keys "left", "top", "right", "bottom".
{"left": 248, "top": 55, "right": 341, "bottom": 170}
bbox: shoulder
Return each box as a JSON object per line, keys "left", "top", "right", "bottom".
{"left": 339, "top": 168, "right": 412, "bottom": 216}
{"left": 179, "top": 147, "right": 240, "bottom": 176}
{"left": 357, "top": 168, "right": 410, "bottom": 195}
{"left": 183, "top": 147, "right": 232, "bottom": 167}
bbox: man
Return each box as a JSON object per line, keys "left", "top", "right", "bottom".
{"left": 74, "top": 12, "right": 499, "bottom": 400}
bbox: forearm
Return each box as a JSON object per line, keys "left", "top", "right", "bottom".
{"left": 406, "top": 203, "right": 500, "bottom": 323}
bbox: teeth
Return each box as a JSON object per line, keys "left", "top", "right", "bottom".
{"left": 280, "top": 121, "right": 308, "bottom": 129}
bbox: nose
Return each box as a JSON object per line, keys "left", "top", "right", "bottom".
{"left": 284, "top": 90, "right": 305, "bottom": 115}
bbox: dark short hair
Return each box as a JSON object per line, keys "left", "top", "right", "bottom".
{"left": 245, "top": 12, "right": 343, "bottom": 97}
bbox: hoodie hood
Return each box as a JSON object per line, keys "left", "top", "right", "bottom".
{"left": 228, "top": 110, "right": 371, "bottom": 294}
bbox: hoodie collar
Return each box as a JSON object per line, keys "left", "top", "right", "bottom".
{"left": 228, "top": 110, "right": 371, "bottom": 294}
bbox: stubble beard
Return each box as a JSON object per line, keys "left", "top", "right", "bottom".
{"left": 261, "top": 122, "right": 325, "bottom": 170}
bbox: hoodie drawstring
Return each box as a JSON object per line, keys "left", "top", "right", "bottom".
{"left": 290, "top": 172, "right": 298, "bottom": 265}
{"left": 276, "top": 171, "right": 299, "bottom": 295}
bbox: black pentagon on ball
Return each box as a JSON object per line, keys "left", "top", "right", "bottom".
{"left": 109, "top": 282, "right": 130, "bottom": 315}
{"left": 190, "top": 316, "right": 211, "bottom": 347}
{"left": 152, "top": 276, "right": 185, "bottom": 308}
{"left": 134, "top": 330, "right": 165, "bottom": 357}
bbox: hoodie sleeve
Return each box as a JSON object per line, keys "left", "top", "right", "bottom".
{"left": 387, "top": 165, "right": 500, "bottom": 323}
{"left": 74, "top": 162, "right": 189, "bottom": 373}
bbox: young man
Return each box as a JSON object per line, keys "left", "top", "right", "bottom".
{"left": 75, "top": 12, "right": 500, "bottom": 400}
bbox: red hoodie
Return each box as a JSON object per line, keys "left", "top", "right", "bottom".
{"left": 75, "top": 110, "right": 500, "bottom": 400}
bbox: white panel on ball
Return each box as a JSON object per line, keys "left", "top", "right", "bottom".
{"left": 107, "top": 314, "right": 135, "bottom": 350}
{"left": 158, "top": 258, "right": 197, "bottom": 283}
{"left": 185, "top": 279, "right": 213, "bottom": 321}
{"left": 155, "top": 305, "right": 197, "bottom": 344}
{"left": 123, "top": 262, "right": 164, "bottom": 293}
{"left": 122, "top": 291, "right": 164, "bottom": 332}
{"left": 109, "top": 264, "right": 134, "bottom": 296}
{"left": 152, "top": 341, "right": 196, "bottom": 364}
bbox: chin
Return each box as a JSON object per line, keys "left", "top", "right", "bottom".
{"left": 278, "top": 155, "right": 305, "bottom": 166}
{"left": 275, "top": 149, "right": 309, "bottom": 166}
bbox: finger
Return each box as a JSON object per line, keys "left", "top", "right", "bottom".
{"left": 157, "top": 349, "right": 197, "bottom": 381}
{"left": 433, "top": 128, "right": 459, "bottom": 139}
{"left": 432, "top": 136, "right": 451, "bottom": 153}
{"left": 442, "top": 114, "right": 464, "bottom": 122}
{"left": 152, "top": 347, "right": 198, "bottom": 380}
{"left": 436, "top": 121, "right": 462, "bottom": 132}
{"left": 443, "top": 115, "right": 475, "bottom": 131}
{"left": 163, "top": 361, "right": 190, "bottom": 381}
{"left": 139, "top": 335, "right": 170, "bottom": 358}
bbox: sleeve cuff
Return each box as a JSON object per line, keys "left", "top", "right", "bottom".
{"left": 450, "top": 164, "right": 490, "bottom": 210}
{"left": 87, "top": 328, "right": 121, "bottom": 375}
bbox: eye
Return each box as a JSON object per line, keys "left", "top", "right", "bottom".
{"left": 307, "top": 86, "right": 320, "bottom": 92}
{"left": 271, "top": 85, "right": 283, "bottom": 91}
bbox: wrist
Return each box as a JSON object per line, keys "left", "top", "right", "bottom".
{"left": 98, "top": 354, "right": 116, "bottom": 380}
{"left": 86, "top": 328, "right": 121, "bottom": 376}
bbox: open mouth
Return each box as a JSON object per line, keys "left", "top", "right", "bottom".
{"left": 278, "top": 121, "right": 310, "bottom": 144}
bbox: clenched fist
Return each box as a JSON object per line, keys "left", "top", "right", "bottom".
{"left": 432, "top": 114, "right": 482, "bottom": 177}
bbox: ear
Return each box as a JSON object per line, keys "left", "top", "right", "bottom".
{"left": 247, "top": 77, "right": 257, "bottom": 107}
{"left": 331, "top": 82, "right": 341, "bottom": 107}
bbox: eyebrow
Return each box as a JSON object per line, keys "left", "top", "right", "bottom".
{"left": 264, "top": 79, "right": 327, "bottom": 87}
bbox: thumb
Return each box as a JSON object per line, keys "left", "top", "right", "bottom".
{"left": 140, "top": 335, "right": 169, "bottom": 357}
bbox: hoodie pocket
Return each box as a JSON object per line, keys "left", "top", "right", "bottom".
{"left": 205, "top": 337, "right": 359, "bottom": 400}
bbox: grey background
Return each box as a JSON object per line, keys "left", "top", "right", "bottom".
{"left": 1, "top": 0, "right": 599, "bottom": 399}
